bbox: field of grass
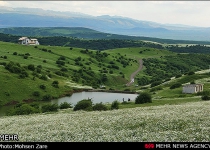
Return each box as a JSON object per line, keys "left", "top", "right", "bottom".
{"left": 0, "top": 100, "right": 209, "bottom": 142}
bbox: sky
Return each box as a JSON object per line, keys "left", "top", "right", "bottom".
{"left": 0, "top": 1, "right": 210, "bottom": 27}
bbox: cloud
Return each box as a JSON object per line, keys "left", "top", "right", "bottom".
{"left": 0, "top": 1, "right": 9, "bottom": 6}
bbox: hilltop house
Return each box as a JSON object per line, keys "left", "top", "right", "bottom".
{"left": 18, "top": 37, "right": 39, "bottom": 45}
{"left": 182, "top": 84, "right": 204, "bottom": 94}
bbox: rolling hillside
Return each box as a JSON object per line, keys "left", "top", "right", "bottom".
{"left": 1, "top": 39, "right": 210, "bottom": 107}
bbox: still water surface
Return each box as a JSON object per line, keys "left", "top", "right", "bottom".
{"left": 51, "top": 91, "right": 139, "bottom": 106}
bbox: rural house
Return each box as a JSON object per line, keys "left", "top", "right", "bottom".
{"left": 18, "top": 37, "right": 39, "bottom": 45}
{"left": 182, "top": 84, "right": 204, "bottom": 94}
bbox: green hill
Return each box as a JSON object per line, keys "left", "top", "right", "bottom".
{"left": 1, "top": 34, "right": 210, "bottom": 142}
{"left": 1, "top": 40, "right": 210, "bottom": 107}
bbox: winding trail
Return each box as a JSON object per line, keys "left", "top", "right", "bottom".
{"left": 126, "top": 59, "right": 143, "bottom": 86}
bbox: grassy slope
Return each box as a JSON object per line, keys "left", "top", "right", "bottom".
{"left": 1, "top": 41, "right": 210, "bottom": 141}
{"left": 0, "top": 41, "right": 174, "bottom": 105}
{"left": 1, "top": 40, "right": 210, "bottom": 104}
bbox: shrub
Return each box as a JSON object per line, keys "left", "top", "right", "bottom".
{"left": 61, "top": 67, "right": 68, "bottom": 72}
{"left": 93, "top": 102, "right": 108, "bottom": 111}
{"left": 48, "top": 74, "right": 52, "bottom": 78}
{"left": 111, "top": 100, "right": 119, "bottom": 110}
{"left": 151, "top": 81, "right": 162, "bottom": 87}
{"left": 197, "top": 91, "right": 210, "bottom": 96}
{"left": 59, "top": 102, "right": 72, "bottom": 109}
{"left": 124, "top": 88, "right": 130, "bottom": 91}
{"left": 0, "top": 62, "right": 6, "bottom": 66}
{"left": 52, "top": 80, "right": 59, "bottom": 84}
{"left": 188, "top": 71, "right": 195, "bottom": 75}
{"left": 39, "top": 75, "right": 48, "bottom": 81}
{"left": 23, "top": 55, "right": 28, "bottom": 59}
{"left": 73, "top": 99, "right": 93, "bottom": 111}
{"left": 39, "top": 84, "right": 46, "bottom": 90}
{"left": 7, "top": 104, "right": 39, "bottom": 115}
{"left": 42, "top": 103, "right": 59, "bottom": 113}
{"left": 135, "top": 92, "right": 152, "bottom": 104}
{"left": 170, "top": 83, "right": 182, "bottom": 89}
{"left": 190, "top": 81, "right": 195, "bottom": 84}
{"left": 13, "top": 52, "right": 17, "bottom": 55}
{"left": 150, "top": 86, "right": 163, "bottom": 92}
{"left": 42, "top": 94, "right": 52, "bottom": 101}
{"left": 52, "top": 80, "right": 59, "bottom": 88}
{"left": 36, "top": 68, "right": 41, "bottom": 73}
{"left": 28, "top": 64, "right": 35, "bottom": 71}
{"left": 201, "top": 95, "right": 210, "bottom": 101}
{"left": 19, "top": 71, "right": 28, "bottom": 78}
{"left": 175, "top": 74, "right": 182, "bottom": 78}
{"left": 37, "top": 65, "right": 42, "bottom": 69}
{"left": 33, "top": 91, "right": 40, "bottom": 97}
{"left": 164, "top": 78, "right": 171, "bottom": 82}
{"left": 121, "top": 101, "right": 129, "bottom": 104}
{"left": 52, "top": 84, "right": 59, "bottom": 88}
{"left": 25, "top": 53, "right": 30, "bottom": 56}
{"left": 30, "top": 103, "right": 40, "bottom": 109}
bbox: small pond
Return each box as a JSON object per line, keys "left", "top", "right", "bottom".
{"left": 51, "top": 91, "right": 139, "bottom": 106}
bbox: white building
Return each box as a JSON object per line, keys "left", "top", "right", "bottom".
{"left": 182, "top": 84, "right": 204, "bottom": 94}
{"left": 18, "top": 37, "right": 39, "bottom": 45}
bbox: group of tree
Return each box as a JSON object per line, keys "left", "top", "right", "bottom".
{"left": 6, "top": 102, "right": 72, "bottom": 116}
{"left": 137, "top": 53, "right": 210, "bottom": 86}
{"left": 166, "top": 44, "right": 210, "bottom": 53}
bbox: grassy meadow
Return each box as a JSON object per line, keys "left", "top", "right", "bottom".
{"left": 0, "top": 100, "right": 209, "bottom": 142}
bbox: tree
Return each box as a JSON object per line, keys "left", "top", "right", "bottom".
{"left": 135, "top": 92, "right": 152, "bottom": 104}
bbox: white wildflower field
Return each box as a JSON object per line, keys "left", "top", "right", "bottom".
{"left": 0, "top": 101, "right": 210, "bottom": 142}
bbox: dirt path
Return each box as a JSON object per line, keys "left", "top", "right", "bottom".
{"left": 126, "top": 59, "right": 143, "bottom": 86}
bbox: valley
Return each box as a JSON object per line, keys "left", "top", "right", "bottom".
{"left": 1, "top": 2, "right": 210, "bottom": 142}
{"left": 1, "top": 34, "right": 210, "bottom": 107}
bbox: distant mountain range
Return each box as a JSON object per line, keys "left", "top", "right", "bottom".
{"left": 0, "top": 6, "right": 210, "bottom": 41}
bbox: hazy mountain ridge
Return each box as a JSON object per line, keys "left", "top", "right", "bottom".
{"left": 0, "top": 7, "right": 210, "bottom": 41}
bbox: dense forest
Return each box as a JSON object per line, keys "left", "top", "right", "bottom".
{"left": 137, "top": 53, "right": 210, "bottom": 86}
{"left": 166, "top": 44, "right": 210, "bottom": 53}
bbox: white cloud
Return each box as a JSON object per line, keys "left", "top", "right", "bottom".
{"left": 0, "top": 0, "right": 9, "bottom": 6}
